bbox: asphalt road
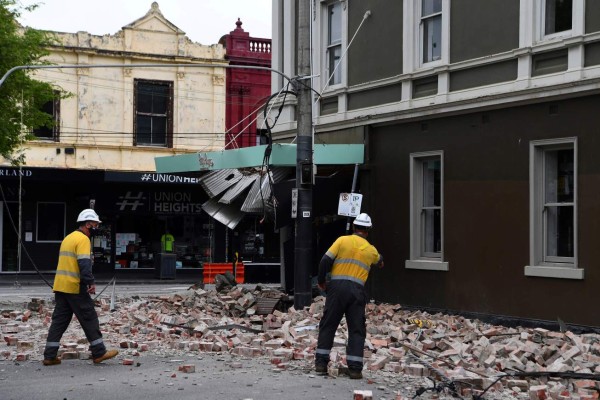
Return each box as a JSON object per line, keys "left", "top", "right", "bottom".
{"left": 0, "top": 283, "right": 475, "bottom": 400}
{"left": 0, "top": 283, "right": 397, "bottom": 400}
{"left": 0, "top": 353, "right": 397, "bottom": 400}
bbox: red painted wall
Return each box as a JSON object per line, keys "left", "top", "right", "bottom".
{"left": 222, "top": 19, "right": 271, "bottom": 149}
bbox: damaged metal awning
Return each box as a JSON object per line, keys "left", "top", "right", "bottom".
{"left": 199, "top": 169, "right": 244, "bottom": 198}
{"left": 240, "top": 168, "right": 289, "bottom": 213}
{"left": 201, "top": 197, "right": 245, "bottom": 230}
{"left": 199, "top": 167, "right": 291, "bottom": 229}
{"left": 154, "top": 143, "right": 364, "bottom": 229}
{"left": 218, "top": 174, "right": 258, "bottom": 204}
{"left": 154, "top": 143, "right": 364, "bottom": 173}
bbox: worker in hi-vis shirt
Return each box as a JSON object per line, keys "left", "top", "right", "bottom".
{"left": 43, "top": 209, "right": 118, "bottom": 366}
{"left": 314, "top": 213, "right": 384, "bottom": 379}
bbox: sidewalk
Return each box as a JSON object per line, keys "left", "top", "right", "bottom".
{"left": 1, "top": 262, "right": 281, "bottom": 287}
{"left": 0, "top": 269, "right": 203, "bottom": 286}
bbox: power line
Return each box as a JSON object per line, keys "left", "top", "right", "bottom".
{"left": 1, "top": 63, "right": 293, "bottom": 92}
{"left": 36, "top": 70, "right": 271, "bottom": 106}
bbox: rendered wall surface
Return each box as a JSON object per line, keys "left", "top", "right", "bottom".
{"left": 8, "top": 3, "right": 227, "bottom": 171}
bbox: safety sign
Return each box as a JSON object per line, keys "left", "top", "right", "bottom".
{"left": 338, "top": 192, "right": 362, "bottom": 217}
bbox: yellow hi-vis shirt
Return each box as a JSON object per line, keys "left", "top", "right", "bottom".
{"left": 326, "top": 234, "right": 381, "bottom": 286}
{"left": 53, "top": 230, "right": 91, "bottom": 294}
{"left": 161, "top": 233, "right": 175, "bottom": 252}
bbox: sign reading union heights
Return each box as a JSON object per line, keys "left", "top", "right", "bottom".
{"left": 153, "top": 192, "right": 202, "bottom": 213}
{"left": 114, "top": 191, "right": 203, "bottom": 214}
{"left": 0, "top": 169, "right": 200, "bottom": 183}
{"left": 104, "top": 171, "right": 200, "bottom": 184}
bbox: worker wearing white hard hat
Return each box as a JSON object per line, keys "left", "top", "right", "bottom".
{"left": 43, "top": 209, "right": 118, "bottom": 366}
{"left": 76, "top": 208, "right": 102, "bottom": 223}
{"left": 315, "top": 212, "right": 383, "bottom": 379}
{"left": 352, "top": 212, "right": 372, "bottom": 228}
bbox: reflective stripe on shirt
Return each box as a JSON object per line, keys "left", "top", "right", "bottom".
{"left": 59, "top": 251, "right": 90, "bottom": 261}
{"left": 56, "top": 269, "right": 80, "bottom": 279}
{"left": 332, "top": 258, "right": 370, "bottom": 273}
{"left": 327, "top": 235, "right": 380, "bottom": 285}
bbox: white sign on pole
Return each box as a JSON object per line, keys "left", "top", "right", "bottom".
{"left": 291, "top": 188, "right": 298, "bottom": 218}
{"left": 338, "top": 192, "right": 363, "bottom": 217}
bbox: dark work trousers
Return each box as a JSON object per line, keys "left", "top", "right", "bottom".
{"left": 43, "top": 286, "right": 106, "bottom": 359}
{"left": 316, "top": 279, "right": 367, "bottom": 371}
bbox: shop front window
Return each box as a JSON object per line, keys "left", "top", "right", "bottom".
{"left": 36, "top": 202, "right": 65, "bottom": 243}
{"left": 114, "top": 213, "right": 213, "bottom": 270}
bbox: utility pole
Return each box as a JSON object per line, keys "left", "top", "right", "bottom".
{"left": 294, "top": 0, "right": 313, "bottom": 309}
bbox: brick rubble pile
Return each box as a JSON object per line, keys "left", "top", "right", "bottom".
{"left": 1, "top": 286, "right": 599, "bottom": 399}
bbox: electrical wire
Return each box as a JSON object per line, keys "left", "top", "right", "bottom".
{"left": 25, "top": 67, "right": 282, "bottom": 148}
{"left": 93, "top": 276, "right": 116, "bottom": 301}
{"left": 224, "top": 85, "right": 291, "bottom": 149}
{"left": 32, "top": 68, "right": 271, "bottom": 105}
{"left": 0, "top": 183, "right": 53, "bottom": 288}
{"left": 223, "top": 93, "right": 274, "bottom": 149}
{"left": 319, "top": 9, "right": 372, "bottom": 97}
{"left": 22, "top": 60, "right": 304, "bottom": 148}
{"left": 407, "top": 329, "right": 461, "bottom": 398}
{"left": 404, "top": 329, "right": 600, "bottom": 399}
{"left": 475, "top": 371, "right": 600, "bottom": 400}
{"left": 0, "top": 183, "right": 117, "bottom": 298}
{"left": 258, "top": 84, "right": 296, "bottom": 222}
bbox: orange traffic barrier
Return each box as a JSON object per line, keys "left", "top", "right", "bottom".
{"left": 202, "top": 262, "right": 244, "bottom": 284}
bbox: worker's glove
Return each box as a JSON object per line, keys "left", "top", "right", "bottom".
{"left": 87, "top": 284, "right": 96, "bottom": 295}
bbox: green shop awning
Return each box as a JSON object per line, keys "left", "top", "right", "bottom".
{"left": 154, "top": 143, "right": 364, "bottom": 173}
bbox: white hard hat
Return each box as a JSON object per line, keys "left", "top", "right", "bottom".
{"left": 77, "top": 209, "right": 101, "bottom": 223}
{"left": 353, "top": 213, "right": 372, "bottom": 228}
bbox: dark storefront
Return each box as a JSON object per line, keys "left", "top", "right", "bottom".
{"left": 0, "top": 168, "right": 279, "bottom": 276}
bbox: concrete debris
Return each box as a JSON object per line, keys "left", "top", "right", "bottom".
{"left": 214, "top": 272, "right": 238, "bottom": 293}
{"left": 1, "top": 287, "right": 600, "bottom": 399}
{"left": 353, "top": 389, "right": 373, "bottom": 400}
{"left": 178, "top": 364, "right": 195, "bottom": 373}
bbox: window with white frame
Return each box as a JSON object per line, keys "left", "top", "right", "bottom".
{"left": 134, "top": 79, "right": 173, "bottom": 148}
{"left": 36, "top": 202, "right": 66, "bottom": 243}
{"left": 406, "top": 151, "right": 448, "bottom": 271}
{"left": 543, "top": 0, "right": 572, "bottom": 36}
{"left": 526, "top": 138, "right": 582, "bottom": 279}
{"left": 420, "top": 0, "right": 442, "bottom": 64}
{"left": 326, "top": 1, "right": 342, "bottom": 86}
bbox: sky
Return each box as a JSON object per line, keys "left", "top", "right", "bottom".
{"left": 17, "top": 0, "right": 272, "bottom": 45}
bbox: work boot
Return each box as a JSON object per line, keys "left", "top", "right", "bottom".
{"left": 42, "top": 358, "right": 61, "bottom": 366}
{"left": 315, "top": 363, "right": 327, "bottom": 375}
{"left": 93, "top": 349, "right": 118, "bottom": 364}
{"left": 341, "top": 367, "right": 363, "bottom": 379}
